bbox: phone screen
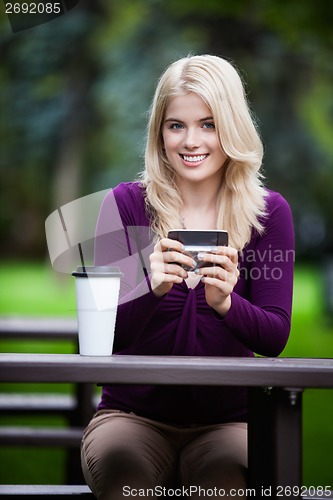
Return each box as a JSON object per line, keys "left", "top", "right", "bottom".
{"left": 167, "top": 230, "right": 228, "bottom": 270}
{"left": 168, "top": 230, "right": 228, "bottom": 248}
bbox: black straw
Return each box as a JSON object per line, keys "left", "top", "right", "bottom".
{"left": 78, "top": 243, "right": 86, "bottom": 273}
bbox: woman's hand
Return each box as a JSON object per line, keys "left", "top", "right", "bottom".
{"left": 149, "top": 238, "right": 196, "bottom": 297}
{"left": 195, "top": 246, "right": 239, "bottom": 316}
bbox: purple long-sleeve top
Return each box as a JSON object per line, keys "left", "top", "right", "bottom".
{"left": 95, "top": 182, "right": 294, "bottom": 425}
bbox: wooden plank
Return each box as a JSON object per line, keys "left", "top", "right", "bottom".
{"left": 0, "top": 317, "right": 77, "bottom": 340}
{"left": 0, "top": 484, "right": 93, "bottom": 497}
{"left": 0, "top": 353, "right": 333, "bottom": 387}
{"left": 0, "top": 426, "right": 83, "bottom": 447}
{"left": 0, "top": 393, "right": 99, "bottom": 414}
{"left": 0, "top": 394, "right": 76, "bottom": 413}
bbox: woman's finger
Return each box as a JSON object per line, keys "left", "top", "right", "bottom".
{"left": 211, "top": 246, "right": 238, "bottom": 263}
{"left": 197, "top": 253, "right": 235, "bottom": 272}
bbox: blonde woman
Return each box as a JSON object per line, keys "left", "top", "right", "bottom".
{"left": 81, "top": 55, "right": 294, "bottom": 499}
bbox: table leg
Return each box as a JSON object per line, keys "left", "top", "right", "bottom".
{"left": 66, "top": 383, "right": 95, "bottom": 484}
{"left": 248, "top": 387, "right": 303, "bottom": 499}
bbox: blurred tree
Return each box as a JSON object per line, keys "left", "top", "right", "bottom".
{"left": 165, "top": 0, "right": 333, "bottom": 254}
{"left": 0, "top": 0, "right": 332, "bottom": 258}
{"left": 0, "top": 0, "right": 202, "bottom": 257}
{"left": 0, "top": 0, "right": 103, "bottom": 255}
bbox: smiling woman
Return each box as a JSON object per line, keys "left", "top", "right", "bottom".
{"left": 80, "top": 54, "right": 295, "bottom": 500}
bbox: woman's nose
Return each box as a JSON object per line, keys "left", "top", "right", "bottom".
{"left": 184, "top": 128, "right": 200, "bottom": 150}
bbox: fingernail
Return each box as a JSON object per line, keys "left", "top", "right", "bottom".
{"left": 192, "top": 260, "right": 197, "bottom": 268}
{"left": 181, "top": 245, "right": 186, "bottom": 251}
{"left": 194, "top": 268, "right": 200, "bottom": 274}
{"left": 210, "top": 246, "right": 218, "bottom": 253}
{"left": 197, "top": 252, "right": 204, "bottom": 259}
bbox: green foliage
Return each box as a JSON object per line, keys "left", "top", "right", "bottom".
{"left": 1, "top": 0, "right": 333, "bottom": 259}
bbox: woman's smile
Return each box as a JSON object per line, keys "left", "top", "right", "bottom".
{"left": 180, "top": 153, "right": 209, "bottom": 166}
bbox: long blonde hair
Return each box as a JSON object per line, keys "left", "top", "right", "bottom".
{"left": 140, "top": 54, "right": 267, "bottom": 250}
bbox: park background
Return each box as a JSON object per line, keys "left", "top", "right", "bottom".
{"left": 0, "top": 0, "right": 333, "bottom": 487}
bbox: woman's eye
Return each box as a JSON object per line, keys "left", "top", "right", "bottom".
{"left": 170, "top": 123, "right": 183, "bottom": 129}
{"left": 203, "top": 122, "right": 215, "bottom": 129}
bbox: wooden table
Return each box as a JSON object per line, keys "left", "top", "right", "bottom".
{"left": 1, "top": 353, "right": 333, "bottom": 499}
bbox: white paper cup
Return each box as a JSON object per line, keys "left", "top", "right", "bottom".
{"left": 72, "top": 266, "right": 123, "bottom": 356}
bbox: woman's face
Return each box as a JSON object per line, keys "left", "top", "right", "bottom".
{"left": 161, "top": 92, "right": 228, "bottom": 185}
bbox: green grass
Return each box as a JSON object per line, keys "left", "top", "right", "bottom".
{"left": 0, "top": 260, "right": 76, "bottom": 316}
{"left": 0, "top": 260, "right": 333, "bottom": 486}
{"left": 283, "top": 265, "right": 333, "bottom": 357}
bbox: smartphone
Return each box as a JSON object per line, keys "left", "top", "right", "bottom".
{"left": 167, "top": 229, "right": 228, "bottom": 271}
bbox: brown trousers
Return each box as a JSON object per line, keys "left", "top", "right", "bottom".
{"left": 81, "top": 410, "right": 248, "bottom": 500}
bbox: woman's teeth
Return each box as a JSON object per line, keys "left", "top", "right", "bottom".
{"left": 182, "top": 154, "right": 207, "bottom": 162}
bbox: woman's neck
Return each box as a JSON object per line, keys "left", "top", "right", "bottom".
{"left": 177, "top": 180, "right": 220, "bottom": 230}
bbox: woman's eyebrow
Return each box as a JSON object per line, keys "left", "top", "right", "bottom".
{"left": 164, "top": 116, "right": 214, "bottom": 123}
{"left": 164, "top": 117, "right": 183, "bottom": 123}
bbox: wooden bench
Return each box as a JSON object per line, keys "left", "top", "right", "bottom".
{"left": 0, "top": 317, "right": 97, "bottom": 423}
{"left": 0, "top": 317, "right": 96, "bottom": 484}
{"left": 1, "top": 353, "right": 333, "bottom": 499}
{"left": 0, "top": 317, "right": 78, "bottom": 341}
